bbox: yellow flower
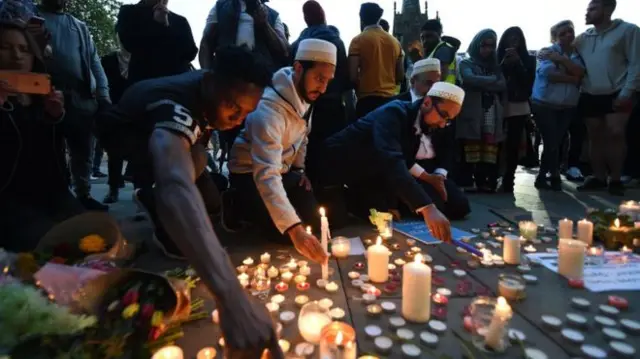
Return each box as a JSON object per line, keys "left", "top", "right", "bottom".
{"left": 151, "top": 311, "right": 164, "bottom": 326}
{"left": 122, "top": 303, "right": 140, "bottom": 319}
{"left": 79, "top": 235, "right": 107, "bottom": 253}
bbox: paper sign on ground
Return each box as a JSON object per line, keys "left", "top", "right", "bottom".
{"left": 527, "top": 252, "right": 640, "bottom": 292}
{"left": 394, "top": 220, "right": 474, "bottom": 245}
{"left": 347, "top": 237, "right": 366, "bottom": 255}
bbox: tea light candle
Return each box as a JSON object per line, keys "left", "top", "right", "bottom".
{"left": 320, "top": 207, "right": 330, "bottom": 280}
{"left": 287, "top": 258, "right": 298, "bottom": 271}
{"left": 271, "top": 294, "right": 285, "bottom": 305}
{"left": 243, "top": 257, "right": 254, "bottom": 266}
{"left": 299, "top": 265, "right": 311, "bottom": 276}
{"left": 524, "top": 245, "right": 536, "bottom": 253}
{"left": 394, "top": 258, "right": 406, "bottom": 266}
{"left": 368, "top": 237, "right": 390, "bottom": 283}
{"left": 274, "top": 281, "right": 288, "bottom": 292}
{"left": 577, "top": 219, "right": 593, "bottom": 246}
{"left": 267, "top": 266, "right": 279, "bottom": 278}
{"left": 295, "top": 295, "right": 309, "bottom": 306}
{"left": 410, "top": 246, "right": 422, "bottom": 253}
{"left": 238, "top": 273, "right": 249, "bottom": 287}
{"left": 402, "top": 254, "right": 431, "bottom": 323}
{"left": 432, "top": 293, "right": 449, "bottom": 305}
{"left": 367, "top": 304, "right": 382, "bottom": 316}
{"left": 196, "top": 347, "right": 216, "bottom": 359}
{"left": 266, "top": 302, "right": 280, "bottom": 315}
{"left": 362, "top": 293, "right": 377, "bottom": 304}
{"left": 152, "top": 346, "right": 184, "bottom": 359}
{"left": 298, "top": 304, "right": 332, "bottom": 344}
{"left": 503, "top": 235, "right": 521, "bottom": 265}
{"left": 294, "top": 275, "right": 307, "bottom": 284}
{"left": 211, "top": 309, "right": 219, "bottom": 324}
{"left": 296, "top": 282, "right": 310, "bottom": 291}
{"left": 281, "top": 271, "right": 293, "bottom": 283}
{"left": 498, "top": 274, "right": 526, "bottom": 301}
{"left": 558, "top": 218, "right": 574, "bottom": 239}
{"left": 484, "top": 297, "right": 513, "bottom": 351}
{"left": 331, "top": 237, "right": 351, "bottom": 258}
{"left": 325, "top": 281, "right": 339, "bottom": 293}
{"left": 251, "top": 275, "right": 270, "bottom": 292}
{"left": 280, "top": 311, "right": 296, "bottom": 324}
{"left": 519, "top": 221, "right": 537, "bottom": 241}
{"left": 236, "top": 265, "right": 248, "bottom": 273}
{"left": 330, "top": 307, "right": 346, "bottom": 319}
{"left": 374, "top": 336, "right": 393, "bottom": 354}
{"left": 558, "top": 238, "right": 587, "bottom": 279}
{"left": 348, "top": 271, "right": 360, "bottom": 279}
{"left": 260, "top": 252, "right": 271, "bottom": 264}
{"left": 319, "top": 322, "right": 357, "bottom": 359}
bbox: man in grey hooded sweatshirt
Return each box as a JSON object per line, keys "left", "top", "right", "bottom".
{"left": 573, "top": 0, "right": 639, "bottom": 196}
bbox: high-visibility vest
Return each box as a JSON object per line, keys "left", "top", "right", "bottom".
{"left": 428, "top": 41, "right": 457, "bottom": 84}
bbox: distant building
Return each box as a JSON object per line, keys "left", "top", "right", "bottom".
{"left": 392, "top": 0, "right": 437, "bottom": 54}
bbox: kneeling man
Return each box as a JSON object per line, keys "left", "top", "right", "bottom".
{"left": 320, "top": 82, "right": 470, "bottom": 242}
{"left": 226, "top": 39, "right": 337, "bottom": 264}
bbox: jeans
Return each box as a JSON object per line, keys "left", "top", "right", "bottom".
{"left": 533, "top": 104, "right": 575, "bottom": 177}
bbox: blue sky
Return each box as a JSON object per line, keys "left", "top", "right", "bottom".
{"left": 123, "top": 0, "right": 640, "bottom": 60}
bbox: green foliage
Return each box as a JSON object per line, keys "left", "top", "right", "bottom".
{"left": 65, "top": 0, "right": 122, "bottom": 56}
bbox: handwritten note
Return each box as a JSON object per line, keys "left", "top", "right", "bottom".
{"left": 394, "top": 220, "right": 474, "bottom": 245}
{"left": 527, "top": 252, "right": 640, "bottom": 292}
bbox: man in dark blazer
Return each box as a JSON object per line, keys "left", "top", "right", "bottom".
{"left": 318, "top": 82, "right": 470, "bottom": 242}
{"left": 394, "top": 58, "right": 442, "bottom": 102}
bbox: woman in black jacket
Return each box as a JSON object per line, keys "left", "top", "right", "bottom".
{"left": 0, "top": 20, "right": 84, "bottom": 252}
{"left": 497, "top": 27, "right": 536, "bottom": 192}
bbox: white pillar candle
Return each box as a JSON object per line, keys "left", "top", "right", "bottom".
{"left": 577, "top": 219, "right": 593, "bottom": 246}
{"left": 152, "top": 346, "right": 184, "bottom": 359}
{"left": 558, "top": 238, "right": 587, "bottom": 279}
{"left": 320, "top": 207, "right": 330, "bottom": 280}
{"left": 367, "top": 236, "right": 389, "bottom": 283}
{"left": 484, "top": 297, "right": 512, "bottom": 350}
{"left": 503, "top": 235, "right": 521, "bottom": 265}
{"left": 558, "top": 218, "right": 574, "bottom": 239}
{"left": 402, "top": 254, "right": 431, "bottom": 323}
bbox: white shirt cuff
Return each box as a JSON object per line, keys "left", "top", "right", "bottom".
{"left": 434, "top": 168, "right": 448, "bottom": 178}
{"left": 409, "top": 163, "right": 426, "bottom": 178}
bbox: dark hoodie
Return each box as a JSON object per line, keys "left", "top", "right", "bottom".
{"left": 290, "top": 25, "right": 349, "bottom": 94}
{"left": 498, "top": 27, "right": 536, "bottom": 103}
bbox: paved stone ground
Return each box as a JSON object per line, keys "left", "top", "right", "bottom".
{"left": 88, "top": 161, "right": 640, "bottom": 252}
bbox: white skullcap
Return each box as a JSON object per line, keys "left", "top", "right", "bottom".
{"left": 427, "top": 82, "right": 465, "bottom": 105}
{"left": 412, "top": 58, "right": 441, "bottom": 78}
{"left": 295, "top": 39, "right": 337, "bottom": 66}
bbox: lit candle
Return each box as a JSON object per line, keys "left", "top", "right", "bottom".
{"left": 576, "top": 219, "right": 593, "bottom": 246}
{"left": 319, "top": 322, "right": 357, "bottom": 359}
{"left": 211, "top": 309, "right": 219, "bottom": 324}
{"left": 296, "top": 281, "right": 310, "bottom": 291}
{"left": 331, "top": 237, "right": 351, "bottom": 258}
{"left": 267, "top": 266, "right": 279, "bottom": 278}
{"left": 402, "top": 254, "right": 431, "bottom": 323}
{"left": 484, "top": 297, "right": 513, "bottom": 350}
{"left": 243, "top": 257, "right": 254, "bottom": 266}
{"left": 238, "top": 273, "right": 249, "bottom": 287}
{"left": 266, "top": 302, "right": 280, "bottom": 315}
{"left": 367, "top": 237, "right": 390, "bottom": 283}
{"left": 619, "top": 200, "right": 640, "bottom": 220}
{"left": 275, "top": 281, "right": 289, "bottom": 292}
{"left": 558, "top": 218, "right": 574, "bottom": 239}
{"left": 503, "top": 235, "right": 521, "bottom": 265}
{"left": 300, "top": 265, "right": 311, "bottom": 276}
{"left": 260, "top": 252, "right": 271, "bottom": 264}
{"left": 196, "top": 347, "right": 216, "bottom": 359}
{"left": 278, "top": 339, "right": 290, "bottom": 354}
{"left": 524, "top": 245, "right": 536, "bottom": 253}
{"left": 325, "top": 281, "right": 339, "bottom": 293}
{"left": 519, "top": 221, "right": 537, "bottom": 241}
{"left": 306, "top": 226, "right": 312, "bottom": 235}
{"left": 294, "top": 275, "right": 307, "bottom": 284}
{"left": 288, "top": 258, "right": 298, "bottom": 270}
{"left": 558, "top": 238, "right": 587, "bottom": 279}
{"left": 281, "top": 271, "right": 293, "bottom": 283}
{"left": 298, "top": 302, "right": 332, "bottom": 344}
{"left": 152, "top": 346, "right": 184, "bottom": 359}
{"left": 295, "top": 295, "right": 309, "bottom": 306}
{"left": 320, "top": 207, "right": 330, "bottom": 280}
{"left": 498, "top": 274, "right": 526, "bottom": 301}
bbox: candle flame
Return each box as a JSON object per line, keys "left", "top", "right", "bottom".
{"left": 319, "top": 207, "right": 326, "bottom": 217}
{"left": 497, "top": 296, "right": 507, "bottom": 307}
{"left": 335, "top": 331, "right": 344, "bottom": 345}
{"left": 376, "top": 236, "right": 382, "bottom": 246}
{"left": 306, "top": 226, "right": 312, "bottom": 234}
{"left": 414, "top": 253, "right": 423, "bottom": 263}
{"left": 614, "top": 218, "right": 620, "bottom": 228}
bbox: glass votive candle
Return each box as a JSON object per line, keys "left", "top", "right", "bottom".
{"left": 331, "top": 237, "right": 351, "bottom": 259}
{"left": 298, "top": 301, "right": 332, "bottom": 344}
{"left": 250, "top": 274, "right": 271, "bottom": 295}
{"left": 319, "top": 322, "right": 357, "bottom": 359}
{"left": 586, "top": 245, "right": 605, "bottom": 265}
{"left": 518, "top": 221, "right": 537, "bottom": 241}
{"left": 497, "top": 274, "right": 526, "bottom": 302}
{"left": 469, "top": 297, "right": 512, "bottom": 353}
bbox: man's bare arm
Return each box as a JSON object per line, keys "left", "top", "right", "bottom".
{"left": 149, "top": 128, "right": 240, "bottom": 300}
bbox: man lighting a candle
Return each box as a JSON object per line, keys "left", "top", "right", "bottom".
{"left": 318, "top": 82, "right": 469, "bottom": 242}
{"left": 224, "top": 39, "right": 336, "bottom": 264}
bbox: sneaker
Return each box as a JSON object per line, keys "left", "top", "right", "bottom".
{"left": 221, "top": 189, "right": 245, "bottom": 232}
{"left": 565, "top": 167, "right": 584, "bottom": 182}
{"left": 103, "top": 189, "right": 119, "bottom": 204}
{"left": 608, "top": 180, "right": 625, "bottom": 196}
{"left": 78, "top": 196, "right": 109, "bottom": 211}
{"left": 133, "top": 189, "right": 186, "bottom": 260}
{"left": 577, "top": 176, "right": 607, "bottom": 192}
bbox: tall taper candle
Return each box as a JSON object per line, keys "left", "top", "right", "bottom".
{"left": 320, "top": 207, "right": 329, "bottom": 280}
{"left": 558, "top": 218, "right": 574, "bottom": 239}
{"left": 402, "top": 254, "right": 431, "bottom": 323}
{"left": 367, "top": 236, "right": 389, "bottom": 283}
{"left": 577, "top": 219, "right": 593, "bottom": 246}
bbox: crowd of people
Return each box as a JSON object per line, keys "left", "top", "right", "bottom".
{"left": 0, "top": 0, "right": 638, "bottom": 355}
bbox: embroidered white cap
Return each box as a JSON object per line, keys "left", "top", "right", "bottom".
{"left": 295, "top": 39, "right": 337, "bottom": 66}
{"left": 412, "top": 58, "right": 441, "bottom": 77}
{"left": 427, "top": 82, "right": 465, "bottom": 105}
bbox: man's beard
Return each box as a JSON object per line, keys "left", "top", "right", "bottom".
{"left": 296, "top": 77, "right": 318, "bottom": 104}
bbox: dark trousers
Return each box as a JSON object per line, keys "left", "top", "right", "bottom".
{"left": 624, "top": 99, "right": 640, "bottom": 178}
{"left": 92, "top": 138, "right": 104, "bottom": 174}
{"left": 62, "top": 108, "right": 95, "bottom": 197}
{"left": 0, "top": 191, "right": 85, "bottom": 252}
{"left": 107, "top": 155, "right": 125, "bottom": 190}
{"left": 355, "top": 95, "right": 393, "bottom": 119}
{"left": 231, "top": 171, "right": 319, "bottom": 239}
{"left": 502, "top": 115, "right": 529, "bottom": 186}
{"left": 533, "top": 104, "right": 575, "bottom": 177}
{"left": 307, "top": 95, "right": 347, "bottom": 181}
{"left": 565, "top": 111, "right": 587, "bottom": 169}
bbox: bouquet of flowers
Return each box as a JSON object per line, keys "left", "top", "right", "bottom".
{"left": 587, "top": 208, "right": 640, "bottom": 248}
{"left": 369, "top": 209, "right": 393, "bottom": 232}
